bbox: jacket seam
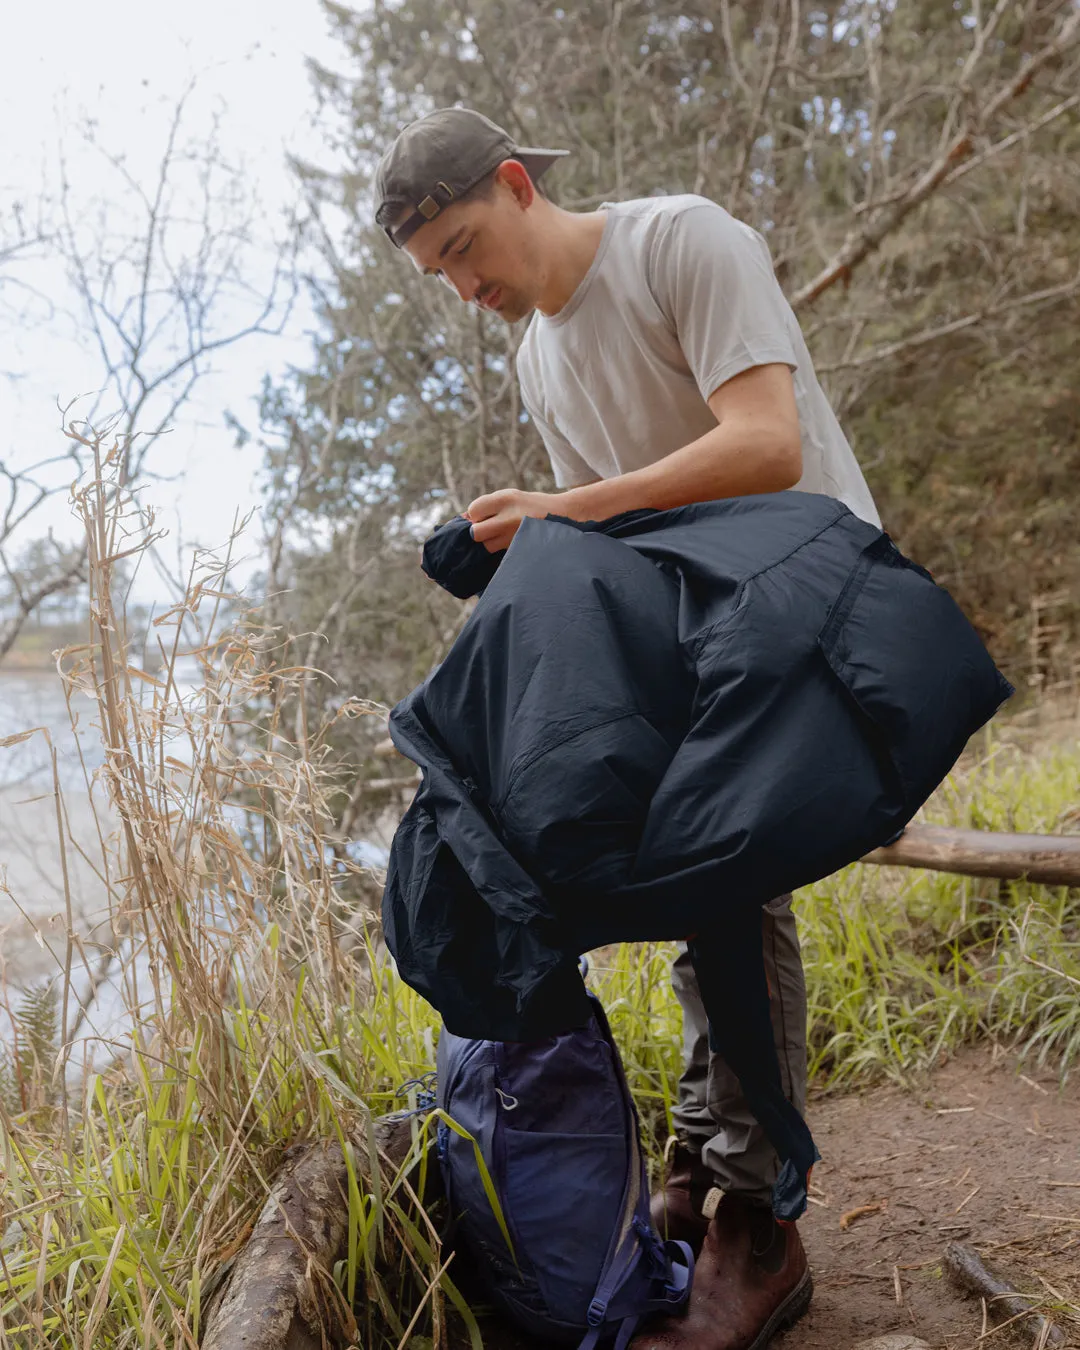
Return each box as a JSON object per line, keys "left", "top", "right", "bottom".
{"left": 494, "top": 709, "right": 652, "bottom": 811}
{"left": 686, "top": 504, "right": 852, "bottom": 659}
{"left": 736, "top": 502, "right": 850, "bottom": 587}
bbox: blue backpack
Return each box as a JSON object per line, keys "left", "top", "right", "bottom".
{"left": 435, "top": 990, "right": 693, "bottom": 1347}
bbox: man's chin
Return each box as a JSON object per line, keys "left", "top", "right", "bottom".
{"left": 497, "top": 296, "right": 534, "bottom": 325}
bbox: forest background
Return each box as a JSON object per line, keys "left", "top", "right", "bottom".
{"left": 2, "top": 0, "right": 1078, "bottom": 1000}
{"left": 279, "top": 0, "right": 1080, "bottom": 814}
{"left": 260, "top": 0, "right": 1080, "bottom": 878}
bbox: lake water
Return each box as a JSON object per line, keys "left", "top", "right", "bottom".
{"left": 0, "top": 669, "right": 112, "bottom": 990}
{"left": 1, "top": 666, "right": 394, "bottom": 1061}
{"left": 0, "top": 667, "right": 106, "bottom": 787}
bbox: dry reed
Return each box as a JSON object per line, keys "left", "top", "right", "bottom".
{"left": 0, "top": 427, "right": 453, "bottom": 1348}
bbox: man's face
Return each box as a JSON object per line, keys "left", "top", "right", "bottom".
{"left": 401, "top": 166, "right": 542, "bottom": 324}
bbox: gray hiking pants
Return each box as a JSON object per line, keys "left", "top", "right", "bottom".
{"left": 670, "top": 894, "right": 808, "bottom": 1204}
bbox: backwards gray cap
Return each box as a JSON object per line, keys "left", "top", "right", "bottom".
{"left": 375, "top": 107, "right": 569, "bottom": 249}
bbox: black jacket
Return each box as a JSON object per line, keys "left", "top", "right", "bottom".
{"left": 383, "top": 493, "right": 1012, "bottom": 1217}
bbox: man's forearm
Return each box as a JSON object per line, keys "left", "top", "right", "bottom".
{"left": 464, "top": 366, "right": 804, "bottom": 551}
{"left": 558, "top": 419, "right": 802, "bottom": 521}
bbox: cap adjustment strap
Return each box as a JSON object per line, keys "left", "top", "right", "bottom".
{"left": 395, "top": 180, "right": 458, "bottom": 245}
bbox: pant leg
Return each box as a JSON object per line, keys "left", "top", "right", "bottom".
{"left": 671, "top": 895, "right": 808, "bottom": 1204}
{"left": 670, "top": 940, "right": 714, "bottom": 1143}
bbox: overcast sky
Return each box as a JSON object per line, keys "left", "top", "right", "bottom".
{"left": 1, "top": 0, "right": 347, "bottom": 600}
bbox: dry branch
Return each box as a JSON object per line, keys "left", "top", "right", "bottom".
{"left": 861, "top": 823, "right": 1080, "bottom": 887}
{"left": 791, "top": 10, "right": 1080, "bottom": 310}
{"left": 815, "top": 271, "right": 1080, "bottom": 376}
{"left": 1, "top": 76, "right": 297, "bottom": 661}
{"left": 943, "top": 1241, "right": 1067, "bottom": 1347}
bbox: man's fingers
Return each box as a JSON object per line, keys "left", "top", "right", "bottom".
{"left": 466, "top": 491, "right": 504, "bottom": 521}
{"left": 469, "top": 515, "right": 506, "bottom": 545}
{"left": 469, "top": 514, "right": 514, "bottom": 554}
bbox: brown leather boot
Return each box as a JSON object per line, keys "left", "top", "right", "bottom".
{"left": 632, "top": 1193, "right": 812, "bottom": 1350}
{"left": 649, "top": 1139, "right": 722, "bottom": 1254}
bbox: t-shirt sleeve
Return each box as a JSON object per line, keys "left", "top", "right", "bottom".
{"left": 519, "top": 384, "right": 599, "bottom": 489}
{"left": 648, "top": 203, "right": 799, "bottom": 404}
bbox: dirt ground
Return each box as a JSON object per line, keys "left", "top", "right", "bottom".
{"left": 779, "top": 1045, "right": 1080, "bottom": 1350}
{"left": 460, "top": 1045, "right": 1080, "bottom": 1350}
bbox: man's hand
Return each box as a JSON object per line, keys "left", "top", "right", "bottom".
{"left": 464, "top": 487, "right": 564, "bottom": 553}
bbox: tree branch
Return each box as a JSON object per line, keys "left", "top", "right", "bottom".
{"left": 816, "top": 270, "right": 1080, "bottom": 375}
{"left": 791, "top": 10, "right": 1080, "bottom": 309}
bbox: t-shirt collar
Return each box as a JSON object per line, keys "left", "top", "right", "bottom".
{"left": 540, "top": 205, "right": 618, "bottom": 328}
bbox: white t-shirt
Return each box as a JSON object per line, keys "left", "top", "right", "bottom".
{"left": 516, "top": 194, "right": 881, "bottom": 528}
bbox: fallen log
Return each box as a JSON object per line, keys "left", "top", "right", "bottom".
{"left": 380, "top": 727, "right": 1080, "bottom": 885}
{"left": 861, "top": 823, "right": 1080, "bottom": 887}
{"left": 201, "top": 1115, "right": 431, "bottom": 1350}
{"left": 200, "top": 1137, "right": 352, "bottom": 1350}
{"left": 943, "top": 1241, "right": 1067, "bottom": 1346}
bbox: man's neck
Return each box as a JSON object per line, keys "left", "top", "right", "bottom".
{"left": 535, "top": 205, "right": 609, "bottom": 318}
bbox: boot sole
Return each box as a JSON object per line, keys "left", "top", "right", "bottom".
{"left": 745, "top": 1267, "right": 813, "bottom": 1350}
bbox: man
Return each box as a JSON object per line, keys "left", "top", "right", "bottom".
{"left": 375, "top": 106, "right": 881, "bottom": 1350}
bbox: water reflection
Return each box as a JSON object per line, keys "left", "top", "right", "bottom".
{"left": 0, "top": 668, "right": 106, "bottom": 791}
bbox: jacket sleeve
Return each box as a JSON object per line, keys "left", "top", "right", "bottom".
{"left": 646, "top": 201, "right": 799, "bottom": 404}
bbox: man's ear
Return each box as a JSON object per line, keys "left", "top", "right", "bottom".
{"left": 496, "top": 159, "right": 535, "bottom": 210}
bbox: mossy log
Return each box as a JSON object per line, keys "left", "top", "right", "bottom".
{"left": 201, "top": 1116, "right": 429, "bottom": 1349}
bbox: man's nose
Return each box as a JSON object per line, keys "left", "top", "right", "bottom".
{"left": 445, "top": 263, "right": 481, "bottom": 305}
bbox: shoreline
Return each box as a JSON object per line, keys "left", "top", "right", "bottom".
{"left": 0, "top": 657, "right": 59, "bottom": 673}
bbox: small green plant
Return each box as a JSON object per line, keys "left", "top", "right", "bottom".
{"left": 0, "top": 982, "right": 60, "bottom": 1116}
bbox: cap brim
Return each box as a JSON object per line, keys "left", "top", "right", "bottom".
{"left": 512, "top": 147, "right": 570, "bottom": 182}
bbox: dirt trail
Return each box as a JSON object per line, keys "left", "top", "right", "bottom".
{"left": 782, "top": 1045, "right": 1080, "bottom": 1349}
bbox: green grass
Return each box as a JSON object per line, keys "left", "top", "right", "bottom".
{"left": 800, "top": 736, "right": 1080, "bottom": 1090}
